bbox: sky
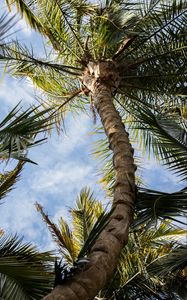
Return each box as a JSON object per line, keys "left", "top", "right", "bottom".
{"left": 0, "top": 1, "right": 186, "bottom": 251}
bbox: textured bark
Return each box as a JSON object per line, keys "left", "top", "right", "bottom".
{"left": 43, "top": 61, "right": 136, "bottom": 300}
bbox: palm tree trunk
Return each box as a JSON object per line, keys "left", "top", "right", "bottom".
{"left": 43, "top": 65, "right": 136, "bottom": 300}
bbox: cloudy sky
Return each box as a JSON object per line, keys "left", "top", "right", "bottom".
{"left": 0, "top": 1, "right": 185, "bottom": 251}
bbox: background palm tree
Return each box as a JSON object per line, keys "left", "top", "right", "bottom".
{"left": 36, "top": 187, "right": 187, "bottom": 300}
{"left": 0, "top": 0, "right": 186, "bottom": 299}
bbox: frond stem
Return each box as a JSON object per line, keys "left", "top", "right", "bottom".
{"left": 56, "top": 0, "right": 84, "bottom": 52}
{"left": 125, "top": 9, "right": 187, "bottom": 57}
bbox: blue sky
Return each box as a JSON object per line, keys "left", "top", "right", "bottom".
{"left": 0, "top": 2, "right": 186, "bottom": 251}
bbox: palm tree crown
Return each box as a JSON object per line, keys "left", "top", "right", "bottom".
{"left": 1, "top": 0, "right": 186, "bottom": 177}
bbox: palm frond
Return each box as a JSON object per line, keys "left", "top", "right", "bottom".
{"left": 6, "top": 0, "right": 44, "bottom": 33}
{"left": 0, "top": 104, "right": 52, "bottom": 163}
{"left": 148, "top": 246, "right": 187, "bottom": 276}
{"left": 116, "top": 0, "right": 187, "bottom": 114}
{"left": 36, "top": 188, "right": 106, "bottom": 265}
{"left": 0, "top": 161, "right": 24, "bottom": 201}
{"left": 35, "top": 202, "right": 77, "bottom": 264}
{"left": 133, "top": 186, "right": 187, "bottom": 227}
{"left": 0, "top": 39, "right": 87, "bottom": 129}
{"left": 89, "top": 5, "right": 139, "bottom": 59}
{"left": 124, "top": 0, "right": 187, "bottom": 58}
{"left": 118, "top": 222, "right": 176, "bottom": 284}
{"left": 122, "top": 102, "right": 187, "bottom": 180}
{"left": 0, "top": 13, "right": 16, "bottom": 41}
{"left": 0, "top": 235, "right": 54, "bottom": 300}
{"left": 6, "top": 0, "right": 96, "bottom": 60}
{"left": 77, "top": 207, "right": 113, "bottom": 259}
{"left": 116, "top": 239, "right": 187, "bottom": 300}
{"left": 105, "top": 220, "right": 185, "bottom": 300}
{"left": 38, "top": 87, "right": 84, "bottom": 132}
{"left": 58, "top": 217, "right": 79, "bottom": 264}
{"left": 0, "top": 41, "right": 82, "bottom": 76}
{"left": 71, "top": 187, "right": 104, "bottom": 246}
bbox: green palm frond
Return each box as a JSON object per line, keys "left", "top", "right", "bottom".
{"left": 53, "top": 208, "right": 113, "bottom": 287}
{"left": 0, "top": 235, "right": 54, "bottom": 300}
{"left": 36, "top": 188, "right": 111, "bottom": 265}
{"left": 133, "top": 186, "right": 187, "bottom": 227}
{"left": 132, "top": 221, "right": 186, "bottom": 247}
{"left": 123, "top": 102, "right": 187, "bottom": 180}
{"left": 58, "top": 217, "right": 79, "bottom": 264}
{"left": 0, "top": 161, "right": 24, "bottom": 201}
{"left": 6, "top": 0, "right": 44, "bottom": 34}
{"left": 148, "top": 246, "right": 187, "bottom": 277}
{"left": 35, "top": 202, "right": 77, "bottom": 264}
{"left": 148, "top": 246, "right": 187, "bottom": 298}
{"left": 0, "top": 104, "right": 52, "bottom": 163}
{"left": 89, "top": 5, "right": 139, "bottom": 59}
{"left": 0, "top": 40, "right": 87, "bottom": 128}
{"left": 77, "top": 207, "right": 113, "bottom": 259}
{"left": 115, "top": 0, "right": 187, "bottom": 141}
{"left": 122, "top": 245, "right": 186, "bottom": 299}
{"left": 123, "top": 0, "right": 187, "bottom": 60}
{"left": 51, "top": 207, "right": 113, "bottom": 287}
{"left": 104, "top": 220, "right": 185, "bottom": 299}
{"left": 71, "top": 187, "right": 104, "bottom": 245}
{"left": 6, "top": 0, "right": 96, "bottom": 60}
{"left": 0, "top": 13, "right": 16, "bottom": 41}
{"left": 119, "top": 223, "right": 176, "bottom": 283}
{"left": 0, "top": 41, "right": 82, "bottom": 77}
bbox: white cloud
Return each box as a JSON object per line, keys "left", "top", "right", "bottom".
{"left": 31, "top": 163, "right": 94, "bottom": 198}
{"left": 0, "top": 77, "right": 35, "bottom": 109}
{"left": 51, "top": 114, "right": 92, "bottom": 156}
{"left": 0, "top": 189, "right": 40, "bottom": 241}
{"left": 53, "top": 206, "right": 70, "bottom": 224}
{"left": 17, "top": 18, "right": 32, "bottom": 37}
{"left": 29, "top": 112, "right": 100, "bottom": 203}
{"left": 140, "top": 154, "right": 185, "bottom": 192}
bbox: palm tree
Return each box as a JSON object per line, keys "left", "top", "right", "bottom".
{"left": 0, "top": 0, "right": 186, "bottom": 298}
{"left": 0, "top": 234, "right": 54, "bottom": 300}
{"left": 36, "top": 187, "right": 187, "bottom": 300}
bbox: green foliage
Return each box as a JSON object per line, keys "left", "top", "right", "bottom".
{"left": 35, "top": 202, "right": 78, "bottom": 265}
{"left": 0, "top": 235, "right": 54, "bottom": 300}
{"left": 134, "top": 186, "right": 187, "bottom": 227}
{"left": 38, "top": 187, "right": 186, "bottom": 299}
{"left": 97, "top": 222, "right": 186, "bottom": 299}
{"left": 70, "top": 187, "right": 103, "bottom": 244}
{"left": 149, "top": 246, "right": 187, "bottom": 276}
{"left": 0, "top": 104, "right": 52, "bottom": 163}
{"left": 0, "top": 162, "right": 23, "bottom": 201}
{"left": 36, "top": 188, "right": 109, "bottom": 264}
{"left": 127, "top": 103, "right": 187, "bottom": 179}
{"left": 0, "top": 12, "right": 16, "bottom": 41}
